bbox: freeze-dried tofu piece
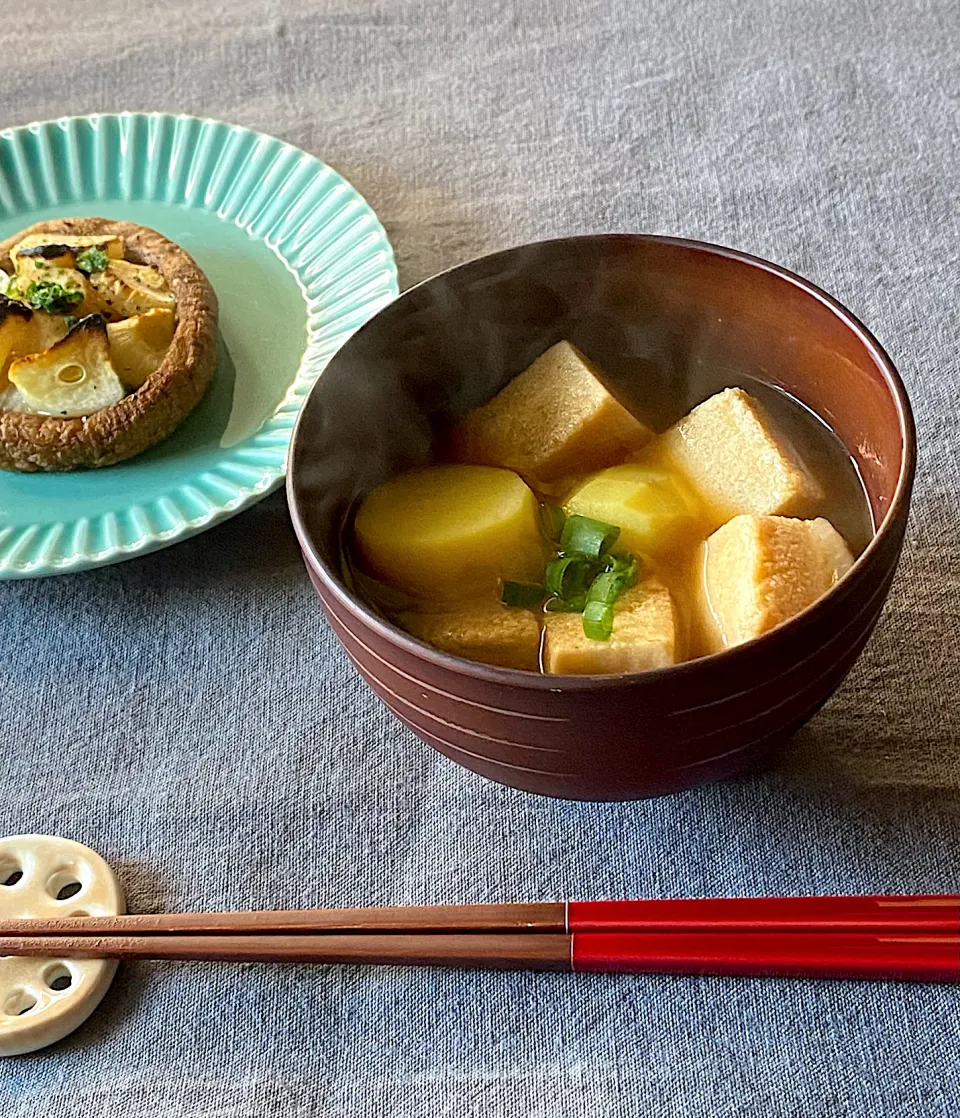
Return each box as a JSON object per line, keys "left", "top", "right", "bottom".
{"left": 452, "top": 341, "right": 653, "bottom": 487}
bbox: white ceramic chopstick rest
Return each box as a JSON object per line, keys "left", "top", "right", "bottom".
{"left": 0, "top": 834, "right": 125, "bottom": 1056}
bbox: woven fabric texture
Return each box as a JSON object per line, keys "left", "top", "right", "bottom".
{"left": 2, "top": 0, "right": 959, "bottom": 1113}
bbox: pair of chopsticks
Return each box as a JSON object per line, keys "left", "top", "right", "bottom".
{"left": 1, "top": 896, "right": 957, "bottom": 981}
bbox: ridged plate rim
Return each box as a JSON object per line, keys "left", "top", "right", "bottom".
{"left": 0, "top": 111, "right": 398, "bottom": 578}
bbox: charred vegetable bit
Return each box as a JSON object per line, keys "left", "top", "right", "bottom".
{"left": 7, "top": 313, "right": 125, "bottom": 417}
{"left": 76, "top": 246, "right": 110, "bottom": 275}
{"left": 0, "top": 293, "right": 32, "bottom": 322}
{"left": 23, "top": 280, "right": 84, "bottom": 315}
{"left": 16, "top": 243, "right": 73, "bottom": 261}
{"left": 0, "top": 294, "right": 34, "bottom": 380}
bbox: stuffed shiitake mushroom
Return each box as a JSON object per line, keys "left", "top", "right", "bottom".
{"left": 0, "top": 217, "right": 218, "bottom": 472}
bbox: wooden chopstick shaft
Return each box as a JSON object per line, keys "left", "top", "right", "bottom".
{"left": 0, "top": 902, "right": 567, "bottom": 939}
{"left": 0, "top": 933, "right": 573, "bottom": 971}
{"left": 0, "top": 931, "right": 956, "bottom": 981}
{"left": 1, "top": 896, "right": 955, "bottom": 941}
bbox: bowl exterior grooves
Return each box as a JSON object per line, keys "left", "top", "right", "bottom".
{"left": 306, "top": 505, "right": 905, "bottom": 800}
{"left": 289, "top": 234, "right": 915, "bottom": 800}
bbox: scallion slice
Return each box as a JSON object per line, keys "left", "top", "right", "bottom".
{"left": 539, "top": 504, "right": 566, "bottom": 542}
{"left": 602, "top": 553, "right": 639, "bottom": 588}
{"left": 582, "top": 599, "right": 614, "bottom": 641}
{"left": 501, "top": 581, "right": 545, "bottom": 608}
{"left": 523, "top": 509, "right": 639, "bottom": 641}
{"left": 545, "top": 554, "right": 599, "bottom": 600}
{"left": 585, "top": 570, "right": 624, "bottom": 606}
{"left": 579, "top": 553, "right": 640, "bottom": 640}
{"left": 560, "top": 514, "right": 620, "bottom": 558}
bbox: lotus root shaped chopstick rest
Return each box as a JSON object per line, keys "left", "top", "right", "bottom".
{"left": 0, "top": 835, "right": 124, "bottom": 1055}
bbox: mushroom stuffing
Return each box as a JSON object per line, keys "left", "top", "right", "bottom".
{"left": 0, "top": 218, "right": 218, "bottom": 472}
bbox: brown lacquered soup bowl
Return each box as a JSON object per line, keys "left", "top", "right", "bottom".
{"left": 287, "top": 235, "right": 915, "bottom": 801}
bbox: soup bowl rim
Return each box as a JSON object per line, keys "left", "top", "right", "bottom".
{"left": 287, "top": 232, "right": 916, "bottom": 690}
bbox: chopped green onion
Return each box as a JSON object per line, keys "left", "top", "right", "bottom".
{"left": 545, "top": 554, "right": 599, "bottom": 600}
{"left": 578, "top": 553, "right": 639, "bottom": 640}
{"left": 544, "top": 555, "right": 575, "bottom": 596}
{"left": 560, "top": 514, "right": 620, "bottom": 558}
{"left": 582, "top": 599, "right": 614, "bottom": 641}
{"left": 525, "top": 510, "right": 638, "bottom": 640}
{"left": 602, "top": 553, "right": 639, "bottom": 588}
{"left": 501, "top": 581, "right": 545, "bottom": 607}
{"left": 539, "top": 504, "right": 566, "bottom": 542}
{"left": 23, "top": 280, "right": 83, "bottom": 315}
{"left": 586, "top": 570, "right": 624, "bottom": 606}
{"left": 76, "top": 246, "right": 110, "bottom": 275}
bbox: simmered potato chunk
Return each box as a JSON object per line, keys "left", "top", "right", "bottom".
{"left": 354, "top": 465, "right": 545, "bottom": 603}
{"left": 564, "top": 462, "right": 705, "bottom": 560}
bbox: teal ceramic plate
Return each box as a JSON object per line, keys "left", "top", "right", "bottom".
{"left": 0, "top": 113, "right": 398, "bottom": 578}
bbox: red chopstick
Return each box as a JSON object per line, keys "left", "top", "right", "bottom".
{"left": 567, "top": 895, "right": 960, "bottom": 934}
{"left": 0, "top": 895, "right": 956, "bottom": 938}
{"left": 572, "top": 932, "right": 960, "bottom": 982}
{"left": 1, "top": 930, "right": 956, "bottom": 983}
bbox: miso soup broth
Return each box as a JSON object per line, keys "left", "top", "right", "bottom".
{"left": 693, "top": 375, "right": 873, "bottom": 555}
{"left": 346, "top": 341, "right": 874, "bottom": 675}
{"left": 615, "top": 377, "right": 873, "bottom": 661}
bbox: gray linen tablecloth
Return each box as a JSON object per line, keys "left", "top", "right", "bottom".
{"left": 3, "top": 1, "right": 959, "bottom": 1114}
